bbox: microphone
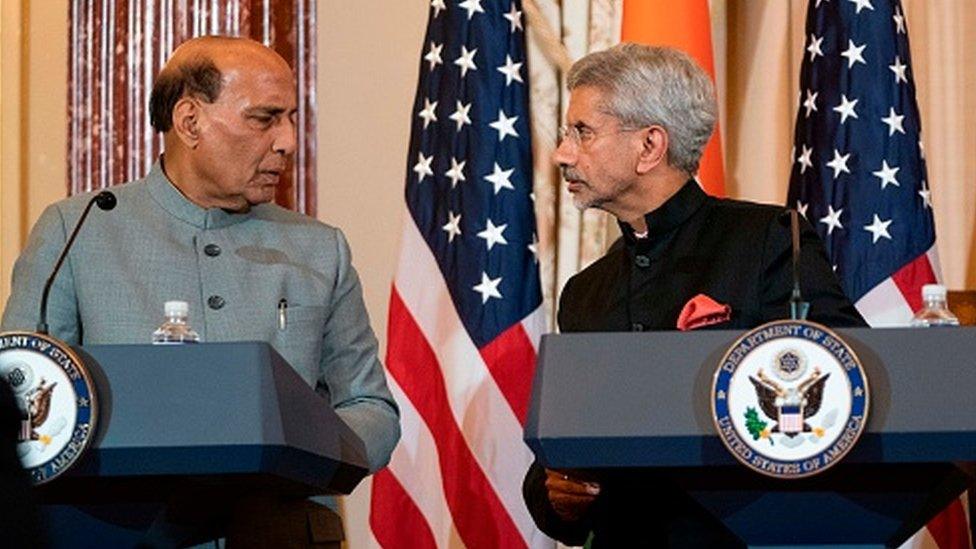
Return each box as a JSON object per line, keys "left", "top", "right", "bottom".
{"left": 788, "top": 209, "right": 810, "bottom": 321}
{"left": 36, "top": 190, "right": 117, "bottom": 334}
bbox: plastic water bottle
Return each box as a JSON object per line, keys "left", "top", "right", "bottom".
{"left": 910, "top": 284, "right": 960, "bottom": 327}
{"left": 151, "top": 300, "right": 201, "bottom": 344}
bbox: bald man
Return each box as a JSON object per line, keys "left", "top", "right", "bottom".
{"left": 2, "top": 37, "right": 399, "bottom": 542}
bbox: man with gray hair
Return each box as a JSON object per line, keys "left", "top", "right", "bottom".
{"left": 522, "top": 44, "right": 863, "bottom": 546}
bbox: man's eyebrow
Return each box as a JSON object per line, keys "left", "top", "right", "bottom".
{"left": 245, "top": 105, "right": 288, "bottom": 115}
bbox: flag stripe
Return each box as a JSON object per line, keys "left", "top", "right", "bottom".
{"left": 891, "top": 249, "right": 938, "bottom": 313}
{"left": 386, "top": 287, "right": 526, "bottom": 549}
{"left": 479, "top": 321, "right": 538, "bottom": 424}
{"left": 854, "top": 277, "right": 915, "bottom": 326}
{"left": 375, "top": 374, "right": 459, "bottom": 547}
{"left": 926, "top": 496, "right": 972, "bottom": 549}
{"left": 370, "top": 468, "right": 438, "bottom": 549}
{"left": 392, "top": 213, "right": 544, "bottom": 546}
{"left": 521, "top": 307, "right": 546, "bottom": 354}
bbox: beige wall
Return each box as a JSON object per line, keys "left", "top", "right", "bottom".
{"left": 1, "top": 0, "right": 68, "bottom": 303}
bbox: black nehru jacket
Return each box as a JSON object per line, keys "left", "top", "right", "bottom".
{"left": 523, "top": 180, "right": 866, "bottom": 548}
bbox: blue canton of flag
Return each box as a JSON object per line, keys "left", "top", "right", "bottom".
{"left": 787, "top": 0, "right": 937, "bottom": 319}
{"left": 406, "top": 0, "right": 542, "bottom": 347}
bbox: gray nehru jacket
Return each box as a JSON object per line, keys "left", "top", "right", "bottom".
{"left": 1, "top": 163, "right": 400, "bottom": 472}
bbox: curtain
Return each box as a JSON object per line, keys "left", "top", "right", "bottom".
{"left": 66, "top": 0, "right": 317, "bottom": 214}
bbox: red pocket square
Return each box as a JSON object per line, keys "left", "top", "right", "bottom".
{"left": 677, "top": 294, "right": 731, "bottom": 331}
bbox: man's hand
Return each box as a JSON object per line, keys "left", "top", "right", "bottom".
{"left": 544, "top": 468, "right": 601, "bottom": 522}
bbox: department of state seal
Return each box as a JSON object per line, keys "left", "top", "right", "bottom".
{"left": 711, "top": 320, "right": 869, "bottom": 479}
{"left": 0, "top": 331, "right": 98, "bottom": 484}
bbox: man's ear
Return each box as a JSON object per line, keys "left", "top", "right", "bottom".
{"left": 171, "top": 97, "right": 202, "bottom": 149}
{"left": 635, "top": 125, "right": 668, "bottom": 175}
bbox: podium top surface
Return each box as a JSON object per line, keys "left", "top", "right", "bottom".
{"left": 52, "top": 342, "right": 369, "bottom": 495}
{"left": 525, "top": 327, "right": 976, "bottom": 468}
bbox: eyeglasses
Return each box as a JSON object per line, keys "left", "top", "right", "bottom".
{"left": 557, "top": 123, "right": 643, "bottom": 148}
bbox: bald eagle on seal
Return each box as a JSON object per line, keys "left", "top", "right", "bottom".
{"left": 749, "top": 368, "right": 829, "bottom": 438}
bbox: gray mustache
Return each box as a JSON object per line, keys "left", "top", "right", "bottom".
{"left": 561, "top": 167, "right": 584, "bottom": 182}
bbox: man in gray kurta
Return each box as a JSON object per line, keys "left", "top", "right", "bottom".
{"left": 2, "top": 37, "right": 399, "bottom": 484}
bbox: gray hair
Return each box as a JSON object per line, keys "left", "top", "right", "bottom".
{"left": 567, "top": 43, "right": 717, "bottom": 175}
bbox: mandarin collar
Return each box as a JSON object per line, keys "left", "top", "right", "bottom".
{"left": 618, "top": 179, "right": 707, "bottom": 245}
{"left": 145, "top": 161, "right": 254, "bottom": 230}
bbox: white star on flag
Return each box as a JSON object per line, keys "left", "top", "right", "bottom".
{"left": 413, "top": 152, "right": 434, "bottom": 183}
{"left": 807, "top": 34, "right": 824, "bottom": 62}
{"left": 889, "top": 56, "right": 908, "bottom": 84}
{"left": 881, "top": 107, "right": 906, "bottom": 136}
{"left": 449, "top": 100, "right": 472, "bottom": 131}
{"left": 796, "top": 200, "right": 809, "bottom": 218}
{"left": 826, "top": 149, "right": 851, "bottom": 179}
{"left": 484, "top": 163, "right": 515, "bottom": 194}
{"left": 445, "top": 157, "right": 466, "bottom": 188}
{"left": 454, "top": 46, "right": 478, "bottom": 78}
{"left": 527, "top": 233, "right": 539, "bottom": 262}
{"left": 430, "top": 0, "right": 446, "bottom": 18}
{"left": 919, "top": 183, "right": 932, "bottom": 209}
{"left": 872, "top": 160, "right": 900, "bottom": 190}
{"left": 472, "top": 272, "right": 503, "bottom": 303}
{"left": 893, "top": 7, "right": 906, "bottom": 33}
{"left": 864, "top": 214, "right": 893, "bottom": 243}
{"left": 819, "top": 205, "right": 844, "bottom": 235}
{"left": 418, "top": 98, "right": 438, "bottom": 129}
{"left": 841, "top": 40, "right": 867, "bottom": 68}
{"left": 424, "top": 42, "right": 443, "bottom": 71}
{"left": 503, "top": 4, "right": 523, "bottom": 32}
{"left": 797, "top": 144, "right": 814, "bottom": 174}
{"left": 833, "top": 94, "right": 859, "bottom": 124}
{"left": 442, "top": 211, "right": 462, "bottom": 243}
{"left": 458, "top": 0, "right": 485, "bottom": 20}
{"left": 848, "top": 0, "right": 874, "bottom": 14}
{"left": 497, "top": 55, "right": 523, "bottom": 86}
{"left": 489, "top": 110, "right": 519, "bottom": 141}
{"left": 803, "top": 89, "right": 819, "bottom": 118}
{"left": 477, "top": 219, "right": 508, "bottom": 250}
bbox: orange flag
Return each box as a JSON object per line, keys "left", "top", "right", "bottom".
{"left": 622, "top": 0, "right": 725, "bottom": 196}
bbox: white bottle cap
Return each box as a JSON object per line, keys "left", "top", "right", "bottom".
{"left": 921, "top": 284, "right": 947, "bottom": 301}
{"left": 164, "top": 300, "right": 189, "bottom": 316}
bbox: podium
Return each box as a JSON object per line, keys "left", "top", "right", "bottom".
{"left": 525, "top": 328, "right": 976, "bottom": 547}
{"left": 37, "top": 342, "right": 369, "bottom": 547}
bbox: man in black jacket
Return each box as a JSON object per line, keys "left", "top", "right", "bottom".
{"left": 522, "top": 44, "right": 865, "bottom": 547}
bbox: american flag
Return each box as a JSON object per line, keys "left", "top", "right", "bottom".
{"left": 778, "top": 406, "right": 804, "bottom": 434}
{"left": 369, "top": 1, "right": 550, "bottom": 547}
{"left": 787, "top": 2, "right": 970, "bottom": 547}
{"left": 786, "top": 0, "right": 939, "bottom": 325}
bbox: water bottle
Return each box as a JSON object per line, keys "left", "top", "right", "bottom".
{"left": 909, "top": 284, "right": 960, "bottom": 327}
{"left": 151, "top": 300, "right": 201, "bottom": 344}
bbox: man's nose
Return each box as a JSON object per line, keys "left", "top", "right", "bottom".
{"left": 552, "top": 136, "right": 576, "bottom": 167}
{"left": 273, "top": 118, "right": 298, "bottom": 156}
